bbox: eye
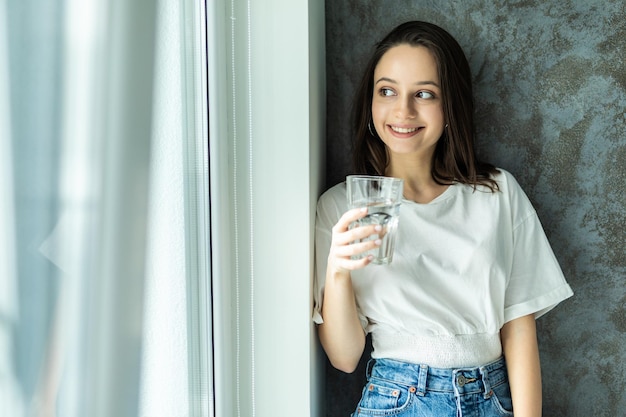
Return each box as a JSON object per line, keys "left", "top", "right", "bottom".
{"left": 379, "top": 87, "right": 396, "bottom": 97}
{"left": 416, "top": 91, "right": 435, "bottom": 99}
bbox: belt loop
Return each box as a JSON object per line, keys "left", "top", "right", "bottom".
{"left": 416, "top": 364, "right": 428, "bottom": 396}
{"left": 479, "top": 365, "right": 492, "bottom": 399}
{"left": 365, "top": 358, "right": 376, "bottom": 380}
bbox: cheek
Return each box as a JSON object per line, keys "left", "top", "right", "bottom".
{"left": 424, "top": 106, "right": 444, "bottom": 125}
{"left": 371, "top": 102, "right": 385, "bottom": 125}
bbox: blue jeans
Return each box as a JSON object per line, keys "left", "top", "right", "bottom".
{"left": 351, "top": 357, "right": 514, "bottom": 417}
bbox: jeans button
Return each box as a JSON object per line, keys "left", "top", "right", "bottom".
{"left": 457, "top": 375, "right": 466, "bottom": 387}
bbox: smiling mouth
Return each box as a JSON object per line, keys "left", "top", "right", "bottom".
{"left": 390, "top": 126, "right": 419, "bottom": 134}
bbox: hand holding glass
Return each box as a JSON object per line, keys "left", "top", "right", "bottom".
{"left": 346, "top": 175, "right": 403, "bottom": 265}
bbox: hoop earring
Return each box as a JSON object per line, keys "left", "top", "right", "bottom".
{"left": 368, "top": 120, "right": 378, "bottom": 137}
{"left": 442, "top": 124, "right": 449, "bottom": 143}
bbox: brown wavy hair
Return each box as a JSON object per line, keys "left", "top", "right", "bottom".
{"left": 352, "top": 21, "right": 499, "bottom": 191}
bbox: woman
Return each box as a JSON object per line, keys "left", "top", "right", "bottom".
{"left": 313, "top": 21, "right": 573, "bottom": 416}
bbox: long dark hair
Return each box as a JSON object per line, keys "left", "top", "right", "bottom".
{"left": 352, "top": 21, "right": 499, "bottom": 191}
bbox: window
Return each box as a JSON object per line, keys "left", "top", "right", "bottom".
{"left": 2, "top": 1, "right": 325, "bottom": 415}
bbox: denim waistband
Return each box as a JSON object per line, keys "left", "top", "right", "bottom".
{"left": 366, "top": 356, "right": 508, "bottom": 398}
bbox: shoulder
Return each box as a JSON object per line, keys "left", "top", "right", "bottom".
{"left": 459, "top": 168, "right": 535, "bottom": 216}
{"left": 316, "top": 181, "right": 348, "bottom": 223}
{"left": 455, "top": 168, "right": 520, "bottom": 196}
{"left": 491, "top": 167, "right": 516, "bottom": 185}
{"left": 490, "top": 168, "right": 537, "bottom": 223}
{"left": 488, "top": 168, "right": 528, "bottom": 197}
{"left": 317, "top": 181, "right": 347, "bottom": 207}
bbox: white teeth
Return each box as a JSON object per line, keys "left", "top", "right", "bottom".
{"left": 391, "top": 126, "right": 417, "bottom": 133}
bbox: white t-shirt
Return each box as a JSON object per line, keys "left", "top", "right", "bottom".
{"left": 313, "top": 169, "right": 573, "bottom": 368}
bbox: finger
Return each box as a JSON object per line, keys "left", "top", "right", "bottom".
{"left": 331, "top": 237, "right": 382, "bottom": 259}
{"left": 333, "top": 207, "right": 369, "bottom": 232}
{"left": 333, "top": 223, "right": 382, "bottom": 247}
{"left": 331, "top": 253, "right": 374, "bottom": 272}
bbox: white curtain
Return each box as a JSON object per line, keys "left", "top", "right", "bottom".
{"left": 2, "top": 1, "right": 158, "bottom": 416}
{"left": 0, "top": 0, "right": 23, "bottom": 414}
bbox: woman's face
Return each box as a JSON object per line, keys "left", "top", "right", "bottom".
{"left": 371, "top": 44, "right": 445, "bottom": 159}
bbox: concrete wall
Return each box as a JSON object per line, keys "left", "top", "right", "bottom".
{"left": 323, "top": 1, "right": 626, "bottom": 416}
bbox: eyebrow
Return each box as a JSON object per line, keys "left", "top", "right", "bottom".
{"left": 374, "top": 77, "right": 440, "bottom": 88}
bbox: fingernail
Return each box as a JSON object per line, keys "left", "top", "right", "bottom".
{"left": 374, "top": 239, "right": 382, "bottom": 246}
{"left": 374, "top": 225, "right": 382, "bottom": 232}
{"left": 360, "top": 207, "right": 367, "bottom": 213}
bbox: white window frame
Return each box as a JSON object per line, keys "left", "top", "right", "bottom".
{"left": 207, "top": 0, "right": 326, "bottom": 415}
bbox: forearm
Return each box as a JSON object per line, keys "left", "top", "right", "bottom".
{"left": 317, "top": 269, "right": 366, "bottom": 373}
{"left": 316, "top": 207, "right": 379, "bottom": 373}
{"left": 500, "top": 314, "right": 542, "bottom": 417}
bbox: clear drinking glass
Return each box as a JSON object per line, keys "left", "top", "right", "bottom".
{"left": 346, "top": 175, "right": 404, "bottom": 265}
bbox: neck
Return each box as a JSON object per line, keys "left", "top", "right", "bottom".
{"left": 385, "top": 153, "right": 447, "bottom": 204}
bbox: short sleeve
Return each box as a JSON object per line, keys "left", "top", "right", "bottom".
{"left": 312, "top": 202, "right": 333, "bottom": 325}
{"left": 502, "top": 175, "right": 573, "bottom": 322}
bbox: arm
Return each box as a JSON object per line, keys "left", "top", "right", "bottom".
{"left": 500, "top": 314, "right": 542, "bottom": 417}
{"left": 318, "top": 267, "right": 365, "bottom": 373}
{"left": 317, "top": 207, "right": 381, "bottom": 373}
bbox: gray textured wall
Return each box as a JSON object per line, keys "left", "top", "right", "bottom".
{"left": 323, "top": 1, "right": 626, "bottom": 416}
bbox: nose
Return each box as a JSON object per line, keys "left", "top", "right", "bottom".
{"left": 394, "top": 96, "right": 417, "bottom": 119}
